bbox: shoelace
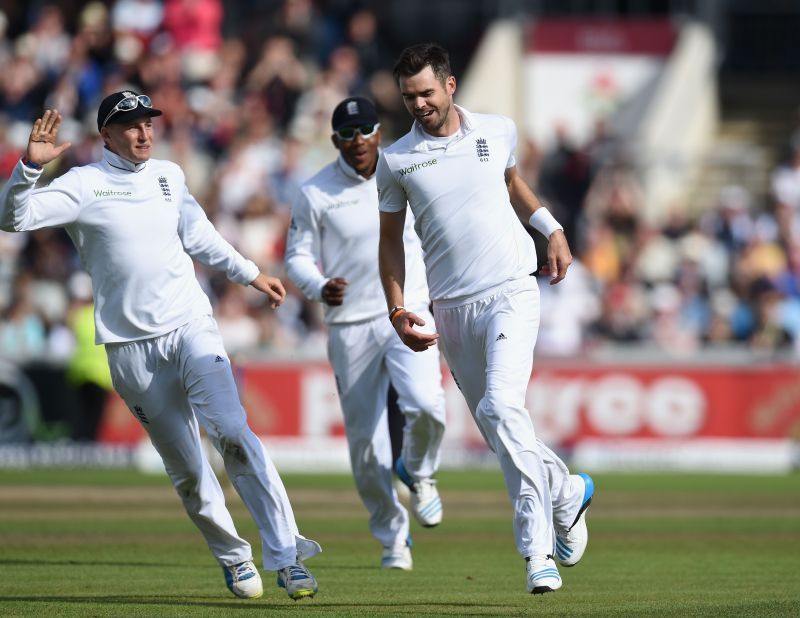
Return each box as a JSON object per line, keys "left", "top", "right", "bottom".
{"left": 284, "top": 562, "right": 310, "bottom": 581}
{"left": 233, "top": 563, "right": 256, "bottom": 581}
{"left": 414, "top": 479, "right": 437, "bottom": 497}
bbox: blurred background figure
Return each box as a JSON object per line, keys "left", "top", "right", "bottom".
{"left": 64, "top": 271, "right": 112, "bottom": 442}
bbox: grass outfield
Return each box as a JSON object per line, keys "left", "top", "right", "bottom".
{"left": 0, "top": 469, "right": 798, "bottom": 616}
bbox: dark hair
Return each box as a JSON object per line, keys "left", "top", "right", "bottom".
{"left": 392, "top": 43, "right": 452, "bottom": 85}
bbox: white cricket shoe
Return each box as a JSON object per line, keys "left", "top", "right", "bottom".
{"left": 555, "top": 473, "right": 594, "bottom": 567}
{"left": 396, "top": 457, "right": 443, "bottom": 527}
{"left": 276, "top": 558, "right": 318, "bottom": 600}
{"left": 526, "top": 555, "right": 562, "bottom": 594}
{"left": 223, "top": 560, "right": 263, "bottom": 599}
{"left": 381, "top": 544, "right": 413, "bottom": 571}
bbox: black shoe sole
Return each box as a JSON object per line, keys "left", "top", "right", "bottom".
{"left": 530, "top": 586, "right": 557, "bottom": 595}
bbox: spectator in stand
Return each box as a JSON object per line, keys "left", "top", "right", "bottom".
{"left": 584, "top": 117, "right": 624, "bottom": 172}
{"left": 700, "top": 185, "right": 755, "bottom": 255}
{"left": 537, "top": 123, "right": 592, "bottom": 250}
{"left": 347, "top": 9, "right": 391, "bottom": 78}
{"left": 772, "top": 137, "right": 800, "bottom": 211}
{"left": 749, "top": 277, "right": 792, "bottom": 351}
{"left": 215, "top": 281, "right": 262, "bottom": 356}
{"left": 267, "top": 137, "right": 308, "bottom": 216}
{"left": 1, "top": 47, "right": 43, "bottom": 122}
{"left": 162, "top": 0, "right": 223, "bottom": 82}
{"left": 646, "top": 283, "right": 701, "bottom": 355}
{"left": 28, "top": 5, "right": 71, "bottom": 82}
{"left": 0, "top": 273, "right": 47, "bottom": 361}
{"left": 0, "top": 11, "right": 11, "bottom": 67}
{"left": 77, "top": 2, "right": 114, "bottom": 75}
{"left": 65, "top": 270, "right": 113, "bottom": 441}
{"left": 581, "top": 166, "right": 644, "bottom": 289}
{"left": 0, "top": 116, "right": 24, "bottom": 178}
{"left": 111, "top": 0, "right": 163, "bottom": 67}
{"left": 536, "top": 258, "right": 599, "bottom": 356}
{"left": 245, "top": 36, "right": 308, "bottom": 131}
{"left": 276, "top": 0, "right": 332, "bottom": 67}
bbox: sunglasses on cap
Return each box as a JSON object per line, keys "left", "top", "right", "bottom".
{"left": 334, "top": 123, "right": 380, "bottom": 141}
{"left": 101, "top": 95, "right": 154, "bottom": 129}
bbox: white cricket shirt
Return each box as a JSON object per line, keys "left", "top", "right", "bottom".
{"left": 377, "top": 105, "right": 537, "bottom": 303}
{"left": 0, "top": 149, "right": 259, "bottom": 343}
{"left": 285, "top": 155, "right": 429, "bottom": 324}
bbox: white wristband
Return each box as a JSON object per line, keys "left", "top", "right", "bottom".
{"left": 528, "top": 208, "right": 563, "bottom": 238}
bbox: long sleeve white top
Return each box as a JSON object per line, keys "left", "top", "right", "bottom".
{"left": 0, "top": 149, "right": 259, "bottom": 343}
{"left": 285, "top": 155, "right": 429, "bottom": 324}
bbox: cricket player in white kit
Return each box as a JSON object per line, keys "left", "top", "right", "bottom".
{"left": 377, "top": 44, "right": 595, "bottom": 594}
{"left": 285, "top": 97, "right": 446, "bottom": 571}
{"left": 0, "top": 92, "right": 320, "bottom": 600}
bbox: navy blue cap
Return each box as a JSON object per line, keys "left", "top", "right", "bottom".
{"left": 331, "top": 97, "right": 379, "bottom": 131}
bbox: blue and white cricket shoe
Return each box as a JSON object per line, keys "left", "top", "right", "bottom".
{"left": 223, "top": 560, "right": 263, "bottom": 599}
{"left": 555, "top": 472, "right": 594, "bottom": 567}
{"left": 526, "top": 555, "right": 562, "bottom": 594}
{"left": 276, "top": 558, "right": 318, "bottom": 600}
{"left": 396, "top": 457, "right": 442, "bottom": 527}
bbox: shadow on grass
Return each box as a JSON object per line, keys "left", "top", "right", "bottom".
{"left": 0, "top": 557, "right": 386, "bottom": 571}
{"left": 0, "top": 557, "right": 189, "bottom": 568}
{"left": 2, "top": 596, "right": 512, "bottom": 613}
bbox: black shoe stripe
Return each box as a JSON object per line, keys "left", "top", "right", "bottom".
{"left": 568, "top": 496, "right": 592, "bottom": 531}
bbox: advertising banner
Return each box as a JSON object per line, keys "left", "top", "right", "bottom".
{"left": 97, "top": 360, "right": 800, "bottom": 472}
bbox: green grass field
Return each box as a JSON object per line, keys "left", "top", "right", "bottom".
{"left": 0, "top": 468, "right": 799, "bottom": 617}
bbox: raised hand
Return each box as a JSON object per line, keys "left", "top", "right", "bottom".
{"left": 26, "top": 110, "right": 72, "bottom": 166}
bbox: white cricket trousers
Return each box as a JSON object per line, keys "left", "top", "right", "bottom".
{"left": 106, "top": 315, "right": 302, "bottom": 571}
{"left": 328, "top": 309, "right": 446, "bottom": 549}
{"left": 433, "top": 276, "right": 583, "bottom": 559}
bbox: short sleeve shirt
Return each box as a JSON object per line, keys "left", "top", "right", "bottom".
{"left": 377, "top": 106, "right": 537, "bottom": 301}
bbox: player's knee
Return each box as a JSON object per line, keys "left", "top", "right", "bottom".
{"left": 213, "top": 414, "right": 249, "bottom": 443}
{"left": 350, "top": 440, "right": 382, "bottom": 477}
{"left": 478, "top": 390, "right": 523, "bottom": 419}
{"left": 400, "top": 389, "right": 445, "bottom": 420}
{"left": 220, "top": 437, "right": 249, "bottom": 466}
{"left": 174, "top": 474, "right": 200, "bottom": 501}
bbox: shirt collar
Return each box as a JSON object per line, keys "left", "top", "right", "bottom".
{"left": 102, "top": 147, "right": 148, "bottom": 173}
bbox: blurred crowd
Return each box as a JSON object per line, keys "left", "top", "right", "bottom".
{"left": 531, "top": 119, "right": 800, "bottom": 358}
{"left": 1, "top": 0, "right": 800, "bottom": 370}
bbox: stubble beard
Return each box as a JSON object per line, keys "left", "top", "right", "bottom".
{"left": 423, "top": 100, "right": 452, "bottom": 135}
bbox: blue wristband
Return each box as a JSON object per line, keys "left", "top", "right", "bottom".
{"left": 21, "top": 157, "right": 43, "bottom": 170}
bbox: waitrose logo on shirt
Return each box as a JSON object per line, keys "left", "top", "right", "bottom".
{"left": 93, "top": 188, "right": 133, "bottom": 198}
{"left": 398, "top": 158, "right": 437, "bottom": 177}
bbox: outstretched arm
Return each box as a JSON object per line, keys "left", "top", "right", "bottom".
{"left": 505, "top": 165, "right": 572, "bottom": 285}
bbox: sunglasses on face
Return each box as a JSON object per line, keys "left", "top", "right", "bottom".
{"left": 101, "top": 95, "right": 154, "bottom": 129}
{"left": 334, "top": 123, "right": 380, "bottom": 141}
